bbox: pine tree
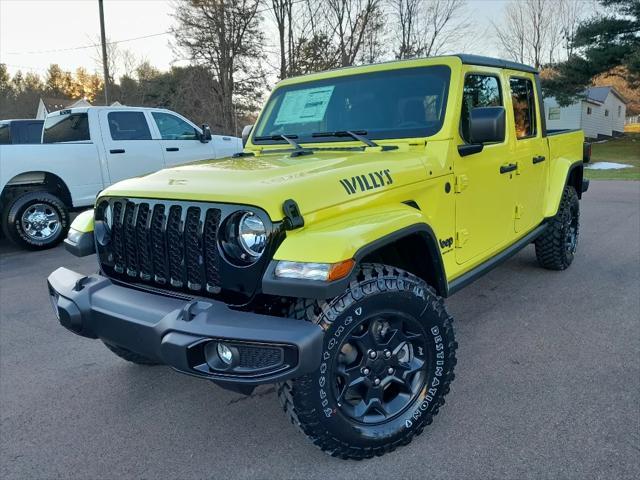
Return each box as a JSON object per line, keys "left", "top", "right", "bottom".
{"left": 542, "top": 0, "right": 639, "bottom": 105}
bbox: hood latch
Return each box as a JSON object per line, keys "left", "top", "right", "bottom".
{"left": 282, "top": 199, "right": 304, "bottom": 230}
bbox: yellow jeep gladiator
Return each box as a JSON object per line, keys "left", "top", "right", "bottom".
{"left": 48, "top": 55, "right": 589, "bottom": 459}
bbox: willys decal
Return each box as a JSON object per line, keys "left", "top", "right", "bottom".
{"left": 340, "top": 169, "right": 393, "bottom": 195}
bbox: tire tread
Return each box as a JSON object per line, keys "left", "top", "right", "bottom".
{"left": 535, "top": 186, "right": 579, "bottom": 270}
{"left": 277, "top": 263, "right": 457, "bottom": 460}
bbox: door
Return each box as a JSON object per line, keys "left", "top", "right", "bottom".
{"left": 507, "top": 76, "right": 548, "bottom": 233}
{"left": 455, "top": 72, "right": 515, "bottom": 265}
{"left": 213, "top": 134, "right": 240, "bottom": 158}
{"left": 99, "top": 110, "right": 165, "bottom": 184}
{"left": 151, "top": 111, "right": 216, "bottom": 167}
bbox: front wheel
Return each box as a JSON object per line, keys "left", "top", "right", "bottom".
{"left": 1, "top": 191, "right": 69, "bottom": 250}
{"left": 277, "top": 264, "right": 457, "bottom": 459}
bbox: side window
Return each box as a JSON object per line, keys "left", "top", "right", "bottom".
{"left": 43, "top": 113, "right": 90, "bottom": 143}
{"left": 460, "top": 74, "right": 502, "bottom": 143}
{"left": 108, "top": 112, "right": 152, "bottom": 141}
{"left": 0, "top": 124, "right": 10, "bottom": 144}
{"left": 152, "top": 112, "right": 197, "bottom": 140}
{"left": 26, "top": 122, "right": 43, "bottom": 144}
{"left": 509, "top": 77, "right": 537, "bottom": 139}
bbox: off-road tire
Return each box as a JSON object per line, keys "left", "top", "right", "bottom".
{"left": 277, "top": 264, "right": 457, "bottom": 459}
{"left": 535, "top": 185, "right": 579, "bottom": 270}
{"left": 103, "top": 341, "right": 160, "bottom": 366}
{"left": 1, "top": 191, "right": 69, "bottom": 250}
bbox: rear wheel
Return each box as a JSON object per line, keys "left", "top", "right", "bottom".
{"left": 535, "top": 186, "right": 579, "bottom": 270}
{"left": 2, "top": 191, "right": 69, "bottom": 250}
{"left": 277, "top": 264, "right": 457, "bottom": 459}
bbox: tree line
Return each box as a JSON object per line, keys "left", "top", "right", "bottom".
{"left": 0, "top": 0, "right": 638, "bottom": 134}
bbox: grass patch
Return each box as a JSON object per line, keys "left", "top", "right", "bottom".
{"left": 586, "top": 133, "right": 640, "bottom": 180}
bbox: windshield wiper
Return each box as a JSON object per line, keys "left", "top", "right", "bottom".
{"left": 253, "top": 134, "right": 313, "bottom": 157}
{"left": 312, "top": 130, "right": 378, "bottom": 148}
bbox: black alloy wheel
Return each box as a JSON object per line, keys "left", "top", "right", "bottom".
{"left": 333, "top": 314, "right": 429, "bottom": 424}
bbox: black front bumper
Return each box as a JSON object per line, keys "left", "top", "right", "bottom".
{"left": 47, "top": 268, "right": 323, "bottom": 387}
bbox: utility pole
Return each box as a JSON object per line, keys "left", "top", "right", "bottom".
{"left": 98, "top": 0, "right": 110, "bottom": 105}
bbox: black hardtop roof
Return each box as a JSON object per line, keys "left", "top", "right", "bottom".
{"left": 278, "top": 54, "right": 539, "bottom": 86}
{"left": 454, "top": 54, "right": 538, "bottom": 73}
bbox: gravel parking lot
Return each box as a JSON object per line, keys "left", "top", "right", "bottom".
{"left": 1, "top": 180, "right": 638, "bottom": 479}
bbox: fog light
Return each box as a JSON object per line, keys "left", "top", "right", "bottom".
{"left": 217, "top": 342, "right": 234, "bottom": 365}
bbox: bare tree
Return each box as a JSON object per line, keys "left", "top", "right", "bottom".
{"left": 324, "top": 0, "right": 384, "bottom": 67}
{"left": 390, "top": 0, "right": 471, "bottom": 60}
{"left": 357, "top": 1, "right": 387, "bottom": 63}
{"left": 392, "top": 0, "right": 423, "bottom": 59}
{"left": 493, "top": 0, "right": 581, "bottom": 68}
{"left": 423, "top": 0, "right": 470, "bottom": 56}
{"left": 558, "top": 0, "right": 585, "bottom": 59}
{"left": 269, "top": 0, "right": 294, "bottom": 79}
{"left": 173, "top": 0, "right": 265, "bottom": 134}
{"left": 91, "top": 36, "right": 121, "bottom": 85}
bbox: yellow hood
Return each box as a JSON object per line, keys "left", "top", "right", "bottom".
{"left": 101, "top": 148, "right": 429, "bottom": 220}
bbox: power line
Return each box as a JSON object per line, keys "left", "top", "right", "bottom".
{"left": 5, "top": 0, "right": 309, "bottom": 56}
{"left": 3, "top": 63, "right": 51, "bottom": 73}
{"left": 4, "top": 31, "right": 172, "bottom": 56}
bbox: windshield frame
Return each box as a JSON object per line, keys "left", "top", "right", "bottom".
{"left": 251, "top": 64, "right": 451, "bottom": 146}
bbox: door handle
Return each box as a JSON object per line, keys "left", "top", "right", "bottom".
{"left": 166, "top": 147, "right": 180, "bottom": 152}
{"left": 500, "top": 163, "right": 517, "bottom": 174}
{"left": 532, "top": 155, "right": 546, "bottom": 164}
{"left": 110, "top": 149, "right": 125, "bottom": 154}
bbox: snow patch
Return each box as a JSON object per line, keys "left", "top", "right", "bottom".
{"left": 585, "top": 162, "right": 633, "bottom": 170}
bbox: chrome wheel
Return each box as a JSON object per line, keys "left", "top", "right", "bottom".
{"left": 20, "top": 203, "right": 61, "bottom": 241}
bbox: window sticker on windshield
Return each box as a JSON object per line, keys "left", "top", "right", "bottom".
{"left": 274, "top": 86, "right": 335, "bottom": 125}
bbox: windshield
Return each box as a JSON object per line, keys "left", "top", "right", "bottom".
{"left": 253, "top": 65, "right": 451, "bottom": 145}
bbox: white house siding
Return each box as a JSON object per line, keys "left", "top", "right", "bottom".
{"left": 605, "top": 93, "right": 626, "bottom": 133}
{"left": 544, "top": 97, "right": 582, "bottom": 131}
{"left": 35, "top": 100, "right": 47, "bottom": 120}
{"left": 581, "top": 101, "right": 604, "bottom": 139}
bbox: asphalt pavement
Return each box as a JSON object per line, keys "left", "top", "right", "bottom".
{"left": 1, "top": 180, "right": 638, "bottom": 479}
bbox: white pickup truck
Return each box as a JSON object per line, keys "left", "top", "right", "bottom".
{"left": 0, "top": 106, "right": 242, "bottom": 249}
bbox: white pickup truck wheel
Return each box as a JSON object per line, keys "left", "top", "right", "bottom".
{"left": 2, "top": 191, "right": 69, "bottom": 250}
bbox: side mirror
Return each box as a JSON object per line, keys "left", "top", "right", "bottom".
{"left": 469, "top": 106, "right": 505, "bottom": 144}
{"left": 199, "top": 124, "right": 212, "bottom": 143}
{"left": 242, "top": 124, "right": 253, "bottom": 147}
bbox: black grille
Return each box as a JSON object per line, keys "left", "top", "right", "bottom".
{"left": 237, "top": 345, "right": 283, "bottom": 369}
{"left": 98, "top": 199, "right": 223, "bottom": 295}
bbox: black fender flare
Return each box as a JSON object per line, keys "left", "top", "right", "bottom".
{"left": 565, "top": 162, "right": 587, "bottom": 199}
{"left": 261, "top": 223, "right": 448, "bottom": 300}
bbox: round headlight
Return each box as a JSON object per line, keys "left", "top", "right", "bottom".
{"left": 104, "top": 202, "right": 113, "bottom": 228}
{"left": 95, "top": 202, "right": 112, "bottom": 246}
{"left": 238, "top": 212, "right": 266, "bottom": 259}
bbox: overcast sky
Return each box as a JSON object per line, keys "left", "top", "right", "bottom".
{"left": 1, "top": 0, "right": 512, "bottom": 81}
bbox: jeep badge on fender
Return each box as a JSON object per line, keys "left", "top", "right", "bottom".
{"left": 49, "top": 54, "right": 587, "bottom": 460}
